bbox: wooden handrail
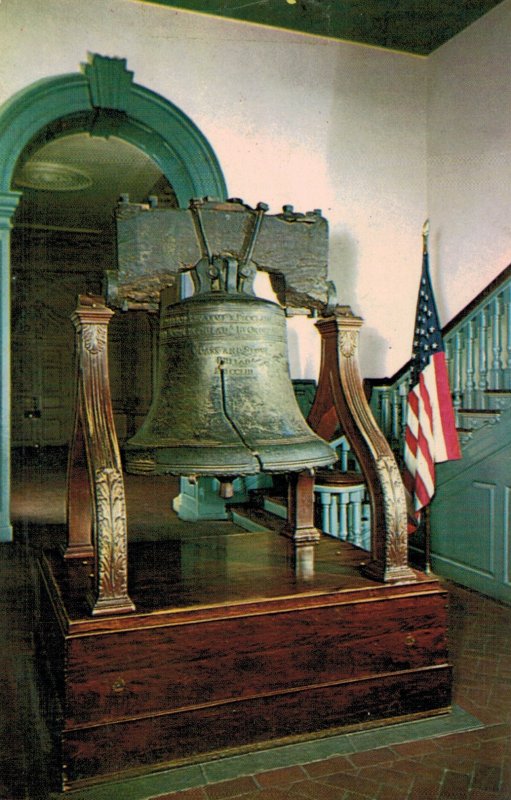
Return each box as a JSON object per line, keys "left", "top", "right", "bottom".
{"left": 367, "top": 261, "right": 511, "bottom": 390}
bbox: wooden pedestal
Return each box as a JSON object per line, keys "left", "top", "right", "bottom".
{"left": 38, "top": 538, "right": 451, "bottom": 791}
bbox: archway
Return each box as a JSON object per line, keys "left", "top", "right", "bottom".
{"left": 0, "top": 53, "right": 227, "bottom": 541}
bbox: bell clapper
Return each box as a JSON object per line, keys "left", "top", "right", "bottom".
{"left": 218, "top": 479, "right": 236, "bottom": 499}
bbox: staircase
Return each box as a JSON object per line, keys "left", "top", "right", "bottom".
{"left": 370, "top": 262, "right": 511, "bottom": 604}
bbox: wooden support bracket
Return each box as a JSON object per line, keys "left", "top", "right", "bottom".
{"left": 308, "top": 307, "right": 417, "bottom": 584}
{"left": 64, "top": 295, "right": 135, "bottom": 615}
{"left": 282, "top": 470, "right": 321, "bottom": 546}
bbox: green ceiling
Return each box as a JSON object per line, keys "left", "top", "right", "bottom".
{"left": 137, "top": 0, "right": 505, "bottom": 55}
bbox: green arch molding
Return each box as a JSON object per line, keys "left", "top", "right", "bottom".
{"left": 0, "top": 53, "right": 227, "bottom": 202}
{"left": 0, "top": 53, "right": 227, "bottom": 541}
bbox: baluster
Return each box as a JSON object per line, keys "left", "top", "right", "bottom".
{"left": 353, "top": 448, "right": 363, "bottom": 474}
{"left": 338, "top": 493, "right": 349, "bottom": 540}
{"left": 445, "top": 340, "right": 452, "bottom": 384}
{"left": 490, "top": 295, "right": 503, "bottom": 390}
{"left": 464, "top": 319, "right": 476, "bottom": 408}
{"left": 506, "top": 285, "right": 511, "bottom": 389}
{"left": 329, "top": 494, "right": 340, "bottom": 538}
{"left": 452, "top": 331, "right": 463, "bottom": 420}
{"left": 361, "top": 492, "right": 371, "bottom": 551}
{"left": 391, "top": 387, "right": 400, "bottom": 448}
{"left": 351, "top": 488, "right": 363, "bottom": 547}
{"left": 399, "top": 378, "right": 409, "bottom": 450}
{"left": 478, "top": 307, "right": 489, "bottom": 407}
{"left": 339, "top": 438, "right": 349, "bottom": 472}
{"left": 317, "top": 490, "right": 331, "bottom": 535}
{"left": 379, "top": 388, "right": 391, "bottom": 439}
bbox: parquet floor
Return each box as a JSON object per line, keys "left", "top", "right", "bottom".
{"left": 2, "top": 448, "right": 511, "bottom": 800}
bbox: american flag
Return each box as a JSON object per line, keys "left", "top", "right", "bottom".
{"left": 403, "top": 229, "right": 461, "bottom": 528}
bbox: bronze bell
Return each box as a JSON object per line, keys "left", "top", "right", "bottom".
{"left": 124, "top": 254, "right": 336, "bottom": 482}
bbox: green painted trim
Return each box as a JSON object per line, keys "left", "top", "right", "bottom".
{"left": 0, "top": 191, "right": 21, "bottom": 542}
{"left": 0, "top": 191, "right": 22, "bottom": 225}
{"left": 0, "top": 54, "right": 227, "bottom": 538}
{"left": 0, "top": 54, "right": 227, "bottom": 202}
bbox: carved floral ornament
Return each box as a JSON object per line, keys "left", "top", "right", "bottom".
{"left": 338, "top": 329, "right": 359, "bottom": 359}
{"left": 82, "top": 324, "right": 108, "bottom": 355}
{"left": 376, "top": 455, "right": 409, "bottom": 567}
{"left": 95, "top": 467, "right": 130, "bottom": 602}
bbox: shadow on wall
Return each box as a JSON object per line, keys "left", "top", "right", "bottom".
{"left": 328, "top": 229, "right": 359, "bottom": 308}
{"left": 284, "top": 228, "right": 389, "bottom": 381}
{"left": 357, "top": 324, "right": 393, "bottom": 380}
{"left": 328, "top": 229, "right": 390, "bottom": 378}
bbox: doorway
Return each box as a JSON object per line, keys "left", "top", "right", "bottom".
{"left": 0, "top": 53, "right": 227, "bottom": 540}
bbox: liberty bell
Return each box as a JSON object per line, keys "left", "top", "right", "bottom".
{"left": 125, "top": 242, "right": 336, "bottom": 491}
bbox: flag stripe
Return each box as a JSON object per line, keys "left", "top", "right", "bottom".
{"left": 433, "top": 351, "right": 462, "bottom": 461}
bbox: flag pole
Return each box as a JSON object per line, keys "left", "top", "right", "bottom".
{"left": 424, "top": 505, "right": 432, "bottom": 574}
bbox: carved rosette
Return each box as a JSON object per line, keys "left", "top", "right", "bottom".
{"left": 338, "top": 329, "right": 358, "bottom": 359}
{"left": 82, "top": 324, "right": 107, "bottom": 355}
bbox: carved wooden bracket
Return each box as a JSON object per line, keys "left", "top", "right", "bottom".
{"left": 308, "top": 307, "right": 417, "bottom": 584}
{"left": 65, "top": 295, "right": 135, "bottom": 615}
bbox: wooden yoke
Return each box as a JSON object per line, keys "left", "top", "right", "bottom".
{"left": 64, "top": 295, "right": 135, "bottom": 615}
{"left": 308, "top": 307, "right": 417, "bottom": 584}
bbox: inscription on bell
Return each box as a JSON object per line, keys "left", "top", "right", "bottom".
{"left": 164, "top": 311, "right": 265, "bottom": 325}
{"left": 163, "top": 308, "right": 285, "bottom": 340}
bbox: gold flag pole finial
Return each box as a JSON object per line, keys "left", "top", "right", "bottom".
{"left": 422, "top": 219, "right": 430, "bottom": 254}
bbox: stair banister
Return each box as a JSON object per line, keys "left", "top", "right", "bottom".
{"left": 370, "top": 262, "right": 511, "bottom": 457}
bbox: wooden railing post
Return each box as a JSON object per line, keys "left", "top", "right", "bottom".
{"left": 308, "top": 307, "right": 416, "bottom": 584}
{"left": 65, "top": 295, "right": 135, "bottom": 616}
{"left": 490, "top": 295, "right": 503, "bottom": 390}
{"left": 505, "top": 285, "right": 511, "bottom": 389}
{"left": 478, "top": 307, "right": 489, "bottom": 407}
{"left": 465, "top": 319, "right": 476, "bottom": 408}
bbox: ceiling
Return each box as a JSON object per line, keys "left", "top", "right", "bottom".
{"left": 13, "top": 134, "right": 174, "bottom": 233}
{"left": 137, "top": 0, "right": 505, "bottom": 56}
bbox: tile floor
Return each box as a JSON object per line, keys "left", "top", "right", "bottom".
{"left": 2, "top": 448, "right": 511, "bottom": 800}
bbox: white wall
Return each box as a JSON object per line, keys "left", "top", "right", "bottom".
{"left": 0, "top": 1, "right": 428, "bottom": 376}
{"left": 427, "top": 0, "right": 511, "bottom": 327}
